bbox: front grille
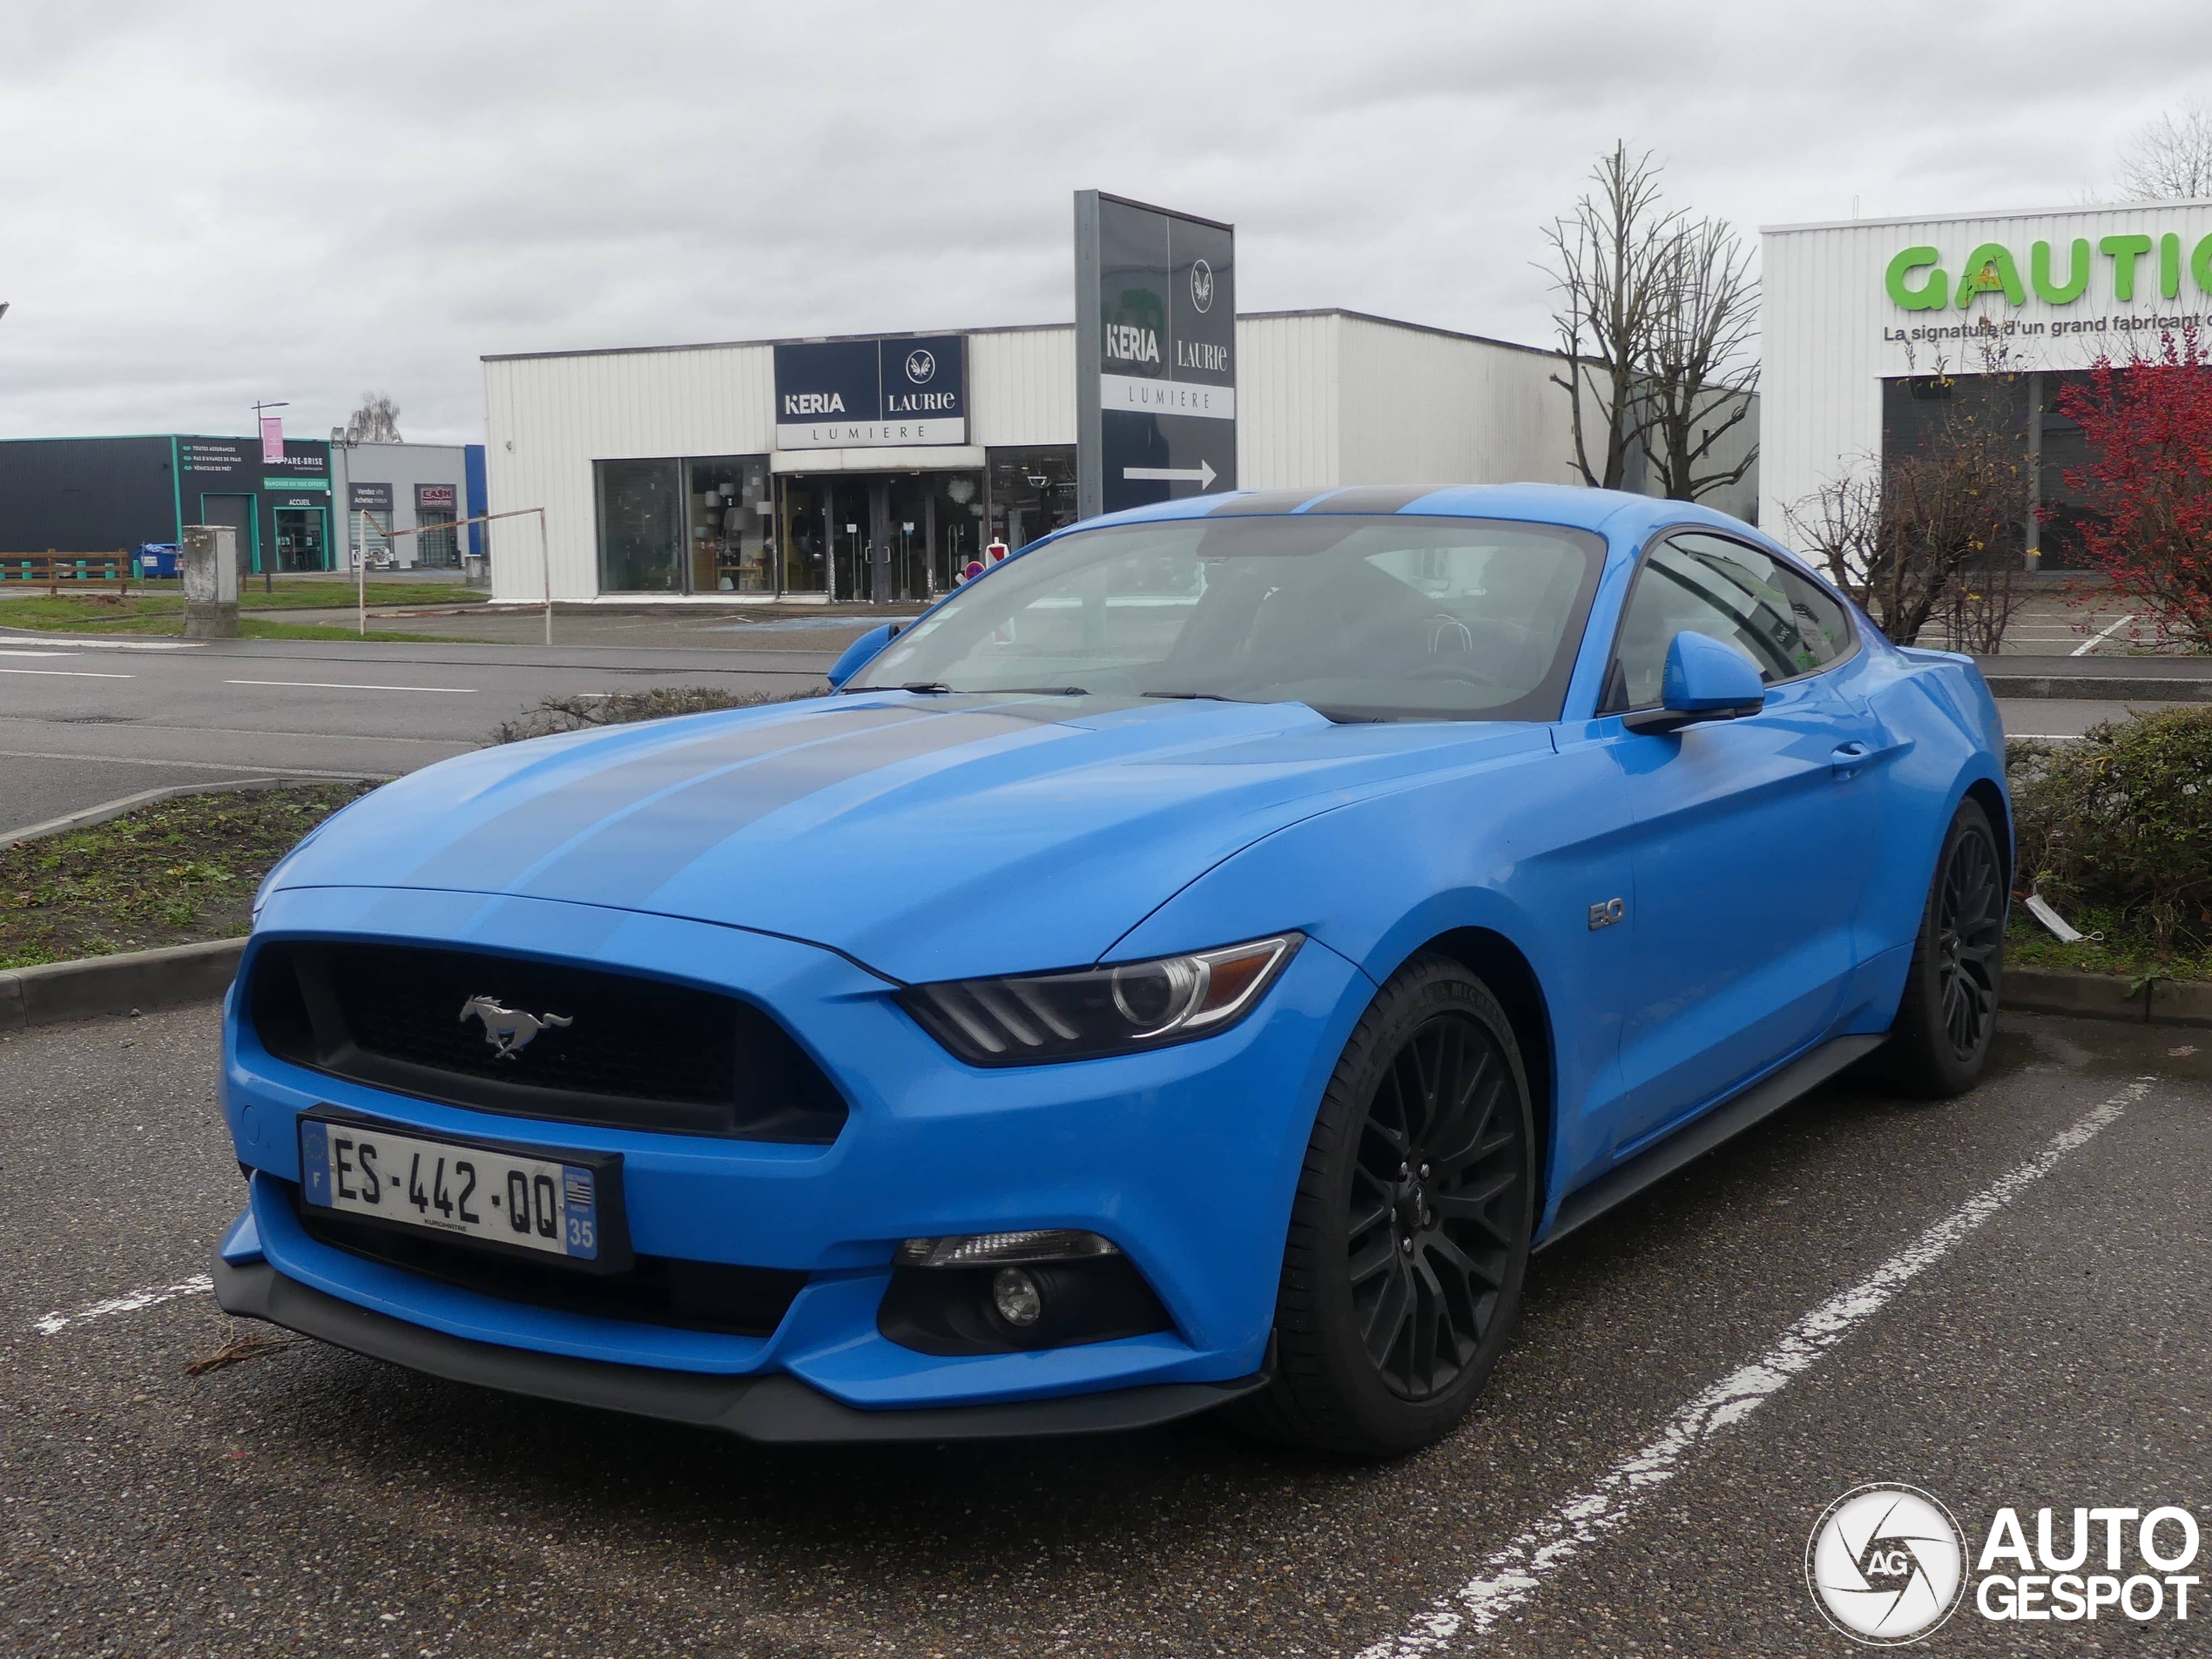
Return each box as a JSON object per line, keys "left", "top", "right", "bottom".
{"left": 251, "top": 940, "right": 847, "bottom": 1143}
{"left": 291, "top": 1184, "right": 805, "bottom": 1337}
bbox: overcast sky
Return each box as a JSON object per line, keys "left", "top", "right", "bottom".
{"left": 2, "top": 0, "right": 2207, "bottom": 446}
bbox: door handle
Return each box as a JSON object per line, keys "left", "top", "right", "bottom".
{"left": 1831, "top": 737, "right": 1912, "bottom": 777}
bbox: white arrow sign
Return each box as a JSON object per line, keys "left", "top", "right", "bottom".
{"left": 1123, "top": 460, "right": 1217, "bottom": 489}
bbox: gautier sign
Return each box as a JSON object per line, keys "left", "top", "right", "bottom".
{"left": 1885, "top": 232, "right": 2212, "bottom": 312}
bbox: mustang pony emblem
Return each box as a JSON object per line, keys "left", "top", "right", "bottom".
{"left": 459, "top": 995, "right": 572, "bottom": 1059}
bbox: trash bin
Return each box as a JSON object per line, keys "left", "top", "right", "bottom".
{"left": 134, "top": 543, "right": 180, "bottom": 579}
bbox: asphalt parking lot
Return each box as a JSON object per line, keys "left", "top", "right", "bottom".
{"left": 6, "top": 1006, "right": 2207, "bottom": 1657}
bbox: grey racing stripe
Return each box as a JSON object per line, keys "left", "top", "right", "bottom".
{"left": 1202, "top": 489, "right": 1338, "bottom": 516}
{"left": 1298, "top": 485, "right": 1440, "bottom": 514}
{"left": 502, "top": 708, "right": 1073, "bottom": 903}
{"left": 399, "top": 705, "right": 937, "bottom": 891}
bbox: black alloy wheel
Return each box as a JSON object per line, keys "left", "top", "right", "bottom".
{"left": 1233, "top": 954, "right": 1534, "bottom": 1456}
{"left": 1348, "top": 1010, "right": 1524, "bottom": 1400}
{"left": 1935, "top": 812, "right": 2004, "bottom": 1062}
{"left": 1873, "top": 798, "right": 2006, "bottom": 1098}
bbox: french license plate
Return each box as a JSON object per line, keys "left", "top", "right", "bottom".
{"left": 299, "top": 1116, "right": 604, "bottom": 1261}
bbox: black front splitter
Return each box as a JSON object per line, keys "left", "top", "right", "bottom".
{"left": 212, "top": 1257, "right": 1270, "bottom": 1443}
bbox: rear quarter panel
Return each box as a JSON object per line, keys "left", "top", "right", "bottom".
{"left": 1854, "top": 642, "right": 2011, "bottom": 966}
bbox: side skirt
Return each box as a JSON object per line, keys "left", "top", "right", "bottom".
{"left": 1538, "top": 1033, "right": 1886, "bottom": 1251}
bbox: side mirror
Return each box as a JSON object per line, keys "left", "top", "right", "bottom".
{"left": 1622, "top": 631, "right": 1766, "bottom": 735}
{"left": 826, "top": 621, "right": 901, "bottom": 691}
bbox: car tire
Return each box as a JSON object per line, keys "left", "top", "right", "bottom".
{"left": 1872, "top": 798, "right": 2005, "bottom": 1098}
{"left": 1232, "top": 952, "right": 1535, "bottom": 1457}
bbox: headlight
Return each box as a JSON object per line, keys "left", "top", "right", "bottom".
{"left": 899, "top": 934, "right": 1301, "bottom": 1066}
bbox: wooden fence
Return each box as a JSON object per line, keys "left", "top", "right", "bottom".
{"left": 0, "top": 551, "right": 134, "bottom": 597}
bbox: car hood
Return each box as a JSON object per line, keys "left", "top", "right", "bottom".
{"left": 271, "top": 692, "right": 1549, "bottom": 983}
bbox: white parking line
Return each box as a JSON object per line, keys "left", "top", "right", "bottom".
{"left": 2071, "top": 613, "right": 2137, "bottom": 656}
{"left": 0, "top": 666, "right": 132, "bottom": 678}
{"left": 224, "top": 679, "right": 476, "bottom": 693}
{"left": 1357, "top": 1077, "right": 2153, "bottom": 1657}
{"left": 33, "top": 1274, "right": 214, "bottom": 1335}
{"left": 0, "top": 650, "right": 79, "bottom": 658}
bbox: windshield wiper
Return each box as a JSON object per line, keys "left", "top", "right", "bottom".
{"left": 1140, "top": 691, "right": 1251, "bottom": 704}
{"left": 894, "top": 682, "right": 1089, "bottom": 696}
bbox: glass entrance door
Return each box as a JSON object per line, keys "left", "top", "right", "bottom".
{"left": 273, "top": 508, "right": 328, "bottom": 572}
{"left": 780, "top": 470, "right": 987, "bottom": 602}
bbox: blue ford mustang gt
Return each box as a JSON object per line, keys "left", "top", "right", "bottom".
{"left": 213, "top": 483, "right": 2008, "bottom": 1455}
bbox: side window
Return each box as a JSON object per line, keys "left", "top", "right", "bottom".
{"left": 1608, "top": 533, "right": 1851, "bottom": 710}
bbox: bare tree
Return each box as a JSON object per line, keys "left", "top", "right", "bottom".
{"left": 2117, "top": 101, "right": 2212, "bottom": 201}
{"left": 1786, "top": 417, "right": 2027, "bottom": 652}
{"left": 344, "top": 392, "right": 402, "bottom": 444}
{"left": 1643, "top": 215, "right": 1760, "bottom": 502}
{"left": 1543, "top": 144, "right": 1682, "bottom": 489}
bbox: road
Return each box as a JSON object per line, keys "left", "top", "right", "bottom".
{"left": 4, "top": 1007, "right": 2206, "bottom": 1656}
{"left": 0, "top": 632, "right": 861, "bottom": 832}
{"left": 0, "top": 626, "right": 2172, "bottom": 838}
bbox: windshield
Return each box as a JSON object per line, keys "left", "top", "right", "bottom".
{"left": 848, "top": 514, "right": 1604, "bottom": 722}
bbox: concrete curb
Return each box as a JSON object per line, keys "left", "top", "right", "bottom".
{"left": 0, "top": 938, "right": 243, "bottom": 1032}
{"left": 3, "top": 774, "right": 379, "bottom": 848}
{"left": 2, "top": 778, "right": 289, "bottom": 846}
{"left": 1983, "top": 673, "right": 2212, "bottom": 703}
{"left": 2004, "top": 968, "right": 2212, "bottom": 1028}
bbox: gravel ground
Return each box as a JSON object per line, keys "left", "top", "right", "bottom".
{"left": 3, "top": 1008, "right": 2208, "bottom": 1656}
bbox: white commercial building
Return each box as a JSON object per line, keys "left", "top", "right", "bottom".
{"left": 482, "top": 309, "right": 1758, "bottom": 605}
{"left": 329, "top": 441, "right": 477, "bottom": 570}
{"left": 1762, "top": 197, "right": 2212, "bottom": 564}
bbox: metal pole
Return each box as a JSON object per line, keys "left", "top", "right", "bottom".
{"left": 536, "top": 508, "right": 552, "bottom": 645}
{"left": 357, "top": 508, "right": 368, "bottom": 636}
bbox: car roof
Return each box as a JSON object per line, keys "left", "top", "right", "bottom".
{"left": 1083, "top": 482, "right": 1769, "bottom": 550}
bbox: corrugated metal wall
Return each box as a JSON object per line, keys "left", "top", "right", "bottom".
{"left": 970, "top": 327, "right": 1075, "bottom": 446}
{"left": 1336, "top": 317, "right": 1572, "bottom": 487}
{"left": 1235, "top": 313, "right": 1340, "bottom": 488}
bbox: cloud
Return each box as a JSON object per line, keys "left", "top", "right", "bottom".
{"left": 1, "top": 0, "right": 2209, "bottom": 445}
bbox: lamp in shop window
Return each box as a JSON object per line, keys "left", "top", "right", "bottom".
{"left": 946, "top": 476, "right": 975, "bottom": 505}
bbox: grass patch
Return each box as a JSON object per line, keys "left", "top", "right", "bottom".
{"left": 0, "top": 595, "right": 471, "bottom": 643}
{"left": 0, "top": 781, "right": 375, "bottom": 968}
{"left": 491, "top": 685, "right": 824, "bottom": 744}
{"left": 0, "top": 578, "right": 482, "bottom": 615}
{"left": 0, "top": 582, "right": 482, "bottom": 637}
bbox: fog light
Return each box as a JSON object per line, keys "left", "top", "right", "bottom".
{"left": 992, "top": 1266, "right": 1043, "bottom": 1327}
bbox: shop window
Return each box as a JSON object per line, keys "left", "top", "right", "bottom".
{"left": 987, "top": 446, "right": 1078, "bottom": 551}
{"left": 348, "top": 510, "right": 392, "bottom": 570}
{"left": 417, "top": 509, "right": 458, "bottom": 568}
{"left": 595, "top": 459, "right": 683, "bottom": 592}
{"left": 686, "top": 456, "right": 773, "bottom": 592}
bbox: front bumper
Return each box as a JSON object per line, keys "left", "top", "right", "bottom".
{"left": 222, "top": 885, "right": 1365, "bottom": 1418}
{"left": 212, "top": 1253, "right": 1271, "bottom": 1442}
